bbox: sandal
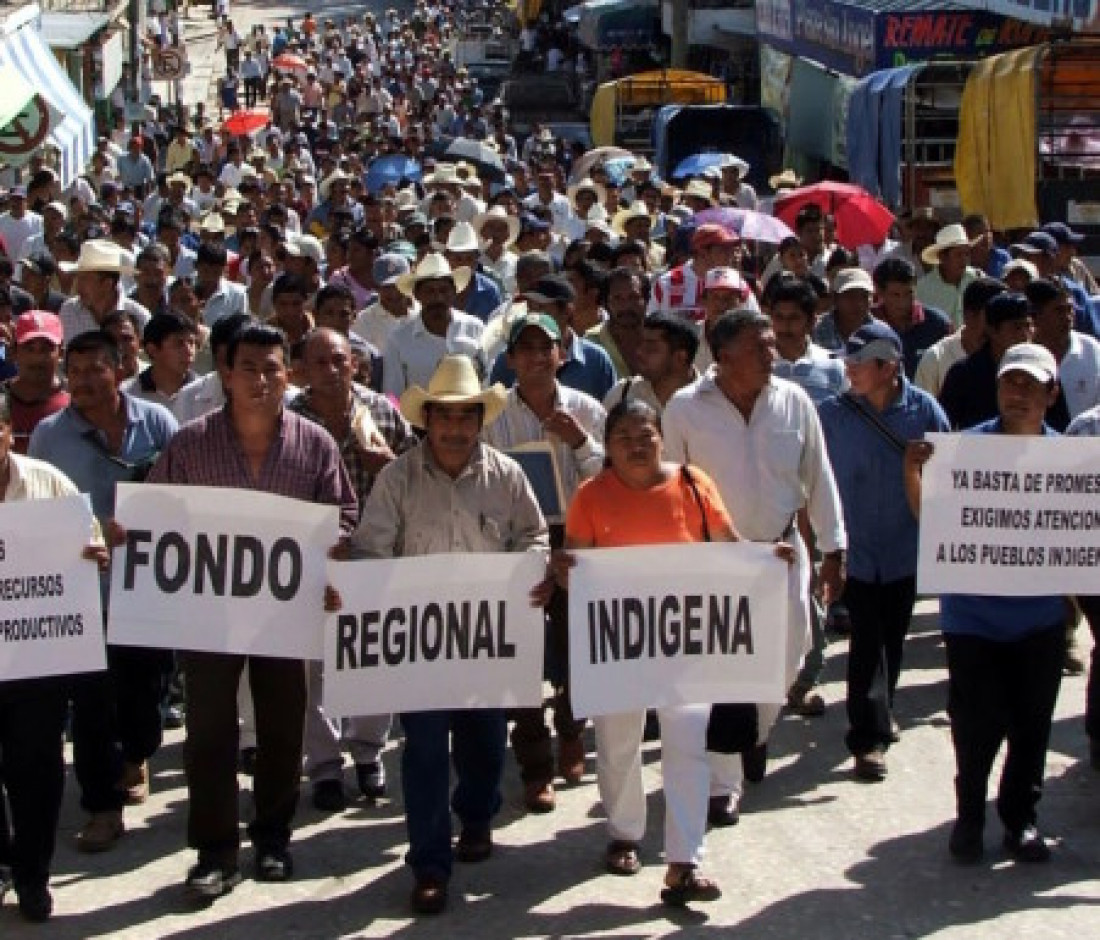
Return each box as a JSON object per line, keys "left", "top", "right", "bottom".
{"left": 604, "top": 840, "right": 641, "bottom": 876}
{"left": 661, "top": 867, "right": 722, "bottom": 906}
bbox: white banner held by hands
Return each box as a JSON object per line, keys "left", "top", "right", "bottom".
{"left": 108, "top": 484, "right": 338, "bottom": 659}
{"left": 0, "top": 495, "right": 105, "bottom": 682}
{"left": 323, "top": 552, "right": 546, "bottom": 716}
{"left": 567, "top": 541, "right": 790, "bottom": 717}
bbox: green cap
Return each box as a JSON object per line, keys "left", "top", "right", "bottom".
{"left": 507, "top": 312, "right": 561, "bottom": 349}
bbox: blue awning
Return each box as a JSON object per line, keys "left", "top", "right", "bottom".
{"left": 0, "top": 20, "right": 94, "bottom": 189}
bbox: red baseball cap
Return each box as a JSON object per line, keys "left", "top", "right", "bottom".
{"left": 692, "top": 224, "right": 740, "bottom": 250}
{"left": 14, "top": 310, "right": 64, "bottom": 346}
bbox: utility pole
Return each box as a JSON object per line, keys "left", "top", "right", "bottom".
{"left": 670, "top": 0, "right": 689, "bottom": 68}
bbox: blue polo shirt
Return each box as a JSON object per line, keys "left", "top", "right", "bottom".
{"left": 940, "top": 419, "right": 1067, "bottom": 641}
{"left": 490, "top": 332, "right": 618, "bottom": 401}
{"left": 463, "top": 271, "right": 504, "bottom": 323}
{"left": 819, "top": 379, "right": 949, "bottom": 582}
{"left": 28, "top": 393, "right": 178, "bottom": 523}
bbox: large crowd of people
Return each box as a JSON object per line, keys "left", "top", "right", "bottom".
{"left": 0, "top": 0, "right": 1098, "bottom": 925}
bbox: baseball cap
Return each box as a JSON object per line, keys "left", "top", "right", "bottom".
{"left": 372, "top": 252, "right": 410, "bottom": 287}
{"left": 20, "top": 250, "right": 57, "bottom": 278}
{"left": 984, "top": 292, "right": 1032, "bottom": 327}
{"left": 692, "top": 224, "right": 740, "bottom": 250}
{"left": 14, "top": 310, "right": 64, "bottom": 346}
{"left": 997, "top": 342, "right": 1058, "bottom": 384}
{"left": 524, "top": 274, "right": 575, "bottom": 306}
{"left": 833, "top": 267, "right": 874, "bottom": 294}
{"left": 844, "top": 321, "right": 902, "bottom": 364}
{"left": 507, "top": 312, "right": 562, "bottom": 349}
{"left": 703, "top": 267, "right": 749, "bottom": 296}
{"left": 285, "top": 234, "right": 323, "bottom": 264}
{"left": 1040, "top": 222, "right": 1084, "bottom": 245}
{"left": 1010, "top": 232, "right": 1058, "bottom": 257}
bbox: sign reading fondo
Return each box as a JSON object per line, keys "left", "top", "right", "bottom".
{"left": 917, "top": 433, "right": 1100, "bottom": 595}
{"left": 567, "top": 542, "right": 790, "bottom": 717}
{"left": 108, "top": 484, "right": 338, "bottom": 659}
{"left": 0, "top": 496, "right": 105, "bottom": 682}
{"left": 323, "top": 552, "right": 546, "bottom": 716}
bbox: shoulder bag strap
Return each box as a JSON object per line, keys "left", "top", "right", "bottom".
{"left": 839, "top": 392, "right": 908, "bottom": 456}
{"left": 680, "top": 465, "right": 712, "bottom": 543}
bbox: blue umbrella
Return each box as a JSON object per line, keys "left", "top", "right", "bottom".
{"left": 671, "top": 152, "right": 727, "bottom": 180}
{"left": 365, "top": 155, "right": 422, "bottom": 194}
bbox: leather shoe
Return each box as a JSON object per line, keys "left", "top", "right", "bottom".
{"left": 312, "top": 779, "right": 347, "bottom": 813}
{"left": 117, "top": 760, "right": 149, "bottom": 805}
{"left": 854, "top": 747, "right": 888, "bottom": 781}
{"left": 76, "top": 810, "right": 125, "bottom": 853}
{"left": 186, "top": 861, "right": 242, "bottom": 899}
{"left": 410, "top": 877, "right": 448, "bottom": 915}
{"left": 557, "top": 736, "right": 586, "bottom": 785}
{"left": 17, "top": 885, "right": 53, "bottom": 923}
{"left": 743, "top": 743, "right": 768, "bottom": 783}
{"left": 524, "top": 780, "right": 555, "bottom": 813}
{"left": 255, "top": 848, "right": 294, "bottom": 882}
{"left": 1004, "top": 825, "right": 1051, "bottom": 863}
{"left": 948, "top": 819, "right": 984, "bottom": 864}
{"left": 455, "top": 826, "right": 492, "bottom": 863}
{"left": 707, "top": 794, "right": 740, "bottom": 828}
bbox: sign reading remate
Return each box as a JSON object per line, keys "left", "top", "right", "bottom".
{"left": 0, "top": 496, "right": 105, "bottom": 682}
{"left": 917, "top": 433, "right": 1100, "bottom": 595}
{"left": 108, "top": 484, "right": 338, "bottom": 659}
{"left": 567, "top": 542, "right": 790, "bottom": 717}
{"left": 323, "top": 552, "right": 546, "bottom": 716}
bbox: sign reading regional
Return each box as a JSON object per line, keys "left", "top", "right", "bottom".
{"left": 567, "top": 542, "right": 790, "bottom": 717}
{"left": 918, "top": 433, "right": 1100, "bottom": 594}
{"left": 108, "top": 484, "right": 338, "bottom": 659}
{"left": 0, "top": 495, "right": 105, "bottom": 682}
{"left": 323, "top": 552, "right": 546, "bottom": 716}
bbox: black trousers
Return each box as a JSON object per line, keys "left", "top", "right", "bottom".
{"left": 945, "top": 624, "right": 1064, "bottom": 832}
{"left": 0, "top": 678, "right": 69, "bottom": 892}
{"left": 181, "top": 652, "right": 307, "bottom": 864}
{"left": 844, "top": 576, "right": 917, "bottom": 755}
{"left": 71, "top": 646, "right": 171, "bottom": 814}
{"left": 1077, "top": 595, "right": 1100, "bottom": 741}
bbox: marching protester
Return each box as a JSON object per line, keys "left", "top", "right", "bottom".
{"left": 346, "top": 354, "right": 548, "bottom": 915}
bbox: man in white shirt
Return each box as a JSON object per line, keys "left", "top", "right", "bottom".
{"left": 662, "top": 311, "right": 847, "bottom": 819}
{"left": 382, "top": 254, "right": 484, "bottom": 397}
{"left": 353, "top": 254, "right": 416, "bottom": 352}
{"left": 1027, "top": 278, "right": 1100, "bottom": 422}
{"left": 58, "top": 240, "right": 151, "bottom": 341}
{"left": 0, "top": 188, "right": 43, "bottom": 262}
{"left": 915, "top": 277, "right": 1005, "bottom": 397}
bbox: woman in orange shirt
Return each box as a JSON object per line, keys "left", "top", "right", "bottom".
{"left": 551, "top": 398, "right": 788, "bottom": 906}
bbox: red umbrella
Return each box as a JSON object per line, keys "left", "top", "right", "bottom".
{"left": 221, "top": 109, "right": 270, "bottom": 136}
{"left": 272, "top": 53, "right": 308, "bottom": 71}
{"left": 773, "top": 181, "right": 895, "bottom": 249}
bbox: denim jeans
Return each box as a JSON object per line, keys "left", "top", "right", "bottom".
{"left": 400, "top": 709, "right": 507, "bottom": 881}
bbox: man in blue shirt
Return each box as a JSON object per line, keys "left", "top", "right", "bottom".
{"left": 872, "top": 257, "right": 952, "bottom": 380}
{"left": 490, "top": 275, "right": 617, "bottom": 400}
{"left": 819, "top": 322, "right": 949, "bottom": 781}
{"left": 29, "top": 330, "right": 178, "bottom": 854}
{"left": 908, "top": 343, "right": 1066, "bottom": 865}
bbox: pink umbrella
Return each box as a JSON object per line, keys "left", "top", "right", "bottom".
{"left": 694, "top": 207, "right": 794, "bottom": 245}
{"left": 272, "top": 53, "right": 308, "bottom": 71}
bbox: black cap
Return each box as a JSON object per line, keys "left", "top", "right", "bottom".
{"left": 961, "top": 276, "right": 1006, "bottom": 313}
{"left": 524, "top": 274, "right": 575, "bottom": 305}
{"left": 985, "top": 292, "right": 1032, "bottom": 327}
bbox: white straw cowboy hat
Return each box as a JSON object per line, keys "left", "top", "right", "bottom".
{"left": 769, "top": 169, "right": 802, "bottom": 191}
{"left": 681, "top": 179, "right": 716, "bottom": 204}
{"left": 612, "top": 202, "right": 652, "bottom": 237}
{"left": 422, "top": 163, "right": 462, "bottom": 188}
{"left": 396, "top": 252, "right": 472, "bottom": 297}
{"left": 444, "top": 221, "right": 481, "bottom": 253}
{"left": 319, "top": 169, "right": 351, "bottom": 201}
{"left": 58, "top": 239, "right": 134, "bottom": 275}
{"left": 400, "top": 354, "right": 507, "bottom": 428}
{"left": 921, "top": 223, "right": 978, "bottom": 266}
{"left": 473, "top": 205, "right": 520, "bottom": 248}
{"left": 567, "top": 177, "right": 606, "bottom": 209}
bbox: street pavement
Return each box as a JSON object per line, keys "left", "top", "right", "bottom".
{"left": 3, "top": 601, "right": 1098, "bottom": 938}
{"left": 6, "top": 4, "right": 1095, "bottom": 936}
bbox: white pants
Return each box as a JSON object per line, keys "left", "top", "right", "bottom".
{"left": 239, "top": 671, "right": 256, "bottom": 751}
{"left": 594, "top": 704, "right": 710, "bottom": 866}
{"left": 302, "top": 660, "right": 392, "bottom": 782}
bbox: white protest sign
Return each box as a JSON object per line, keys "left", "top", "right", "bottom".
{"left": 0, "top": 495, "right": 105, "bottom": 682}
{"left": 109, "top": 484, "right": 338, "bottom": 659}
{"left": 917, "top": 433, "right": 1100, "bottom": 595}
{"left": 323, "top": 552, "right": 546, "bottom": 716}
{"left": 567, "top": 542, "right": 789, "bottom": 717}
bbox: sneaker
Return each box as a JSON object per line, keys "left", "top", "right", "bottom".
{"left": 185, "top": 861, "right": 242, "bottom": 899}
{"left": 76, "top": 810, "right": 125, "bottom": 853}
{"left": 312, "top": 779, "right": 347, "bottom": 813}
{"left": 948, "top": 819, "right": 984, "bottom": 864}
{"left": 854, "top": 748, "right": 888, "bottom": 782}
{"left": 1004, "top": 825, "right": 1051, "bottom": 863}
{"left": 255, "top": 848, "right": 294, "bottom": 882}
{"left": 16, "top": 885, "right": 53, "bottom": 923}
{"left": 355, "top": 760, "right": 386, "bottom": 799}
{"left": 117, "top": 761, "right": 149, "bottom": 805}
{"left": 557, "top": 736, "right": 586, "bottom": 785}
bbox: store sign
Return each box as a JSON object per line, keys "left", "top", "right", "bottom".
{"left": 877, "top": 12, "right": 1052, "bottom": 67}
